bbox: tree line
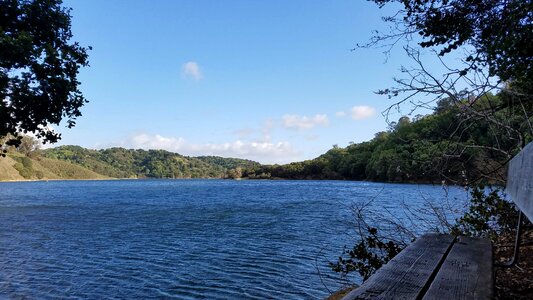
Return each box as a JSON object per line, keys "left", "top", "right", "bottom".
{"left": 6, "top": 89, "right": 530, "bottom": 183}
{"left": 244, "top": 92, "right": 532, "bottom": 184}
{"left": 42, "top": 146, "right": 259, "bottom": 179}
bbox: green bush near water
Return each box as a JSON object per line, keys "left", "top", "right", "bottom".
{"left": 12, "top": 156, "right": 36, "bottom": 179}
{"left": 451, "top": 186, "right": 519, "bottom": 240}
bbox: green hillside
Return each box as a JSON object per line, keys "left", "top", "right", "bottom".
{"left": 196, "top": 156, "right": 260, "bottom": 170}
{"left": 0, "top": 153, "right": 108, "bottom": 181}
{"left": 244, "top": 94, "right": 532, "bottom": 184}
{"left": 41, "top": 147, "right": 259, "bottom": 179}
{"left": 0, "top": 155, "right": 26, "bottom": 181}
{"left": 0, "top": 146, "right": 261, "bottom": 181}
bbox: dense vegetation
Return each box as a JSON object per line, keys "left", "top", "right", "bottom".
{"left": 0, "top": 152, "right": 107, "bottom": 181}
{"left": 42, "top": 146, "right": 259, "bottom": 179}
{"left": 0, "top": 0, "right": 90, "bottom": 147}
{"left": 245, "top": 93, "right": 532, "bottom": 184}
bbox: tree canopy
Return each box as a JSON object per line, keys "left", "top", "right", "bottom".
{"left": 371, "top": 0, "right": 533, "bottom": 84}
{"left": 0, "top": 0, "right": 90, "bottom": 145}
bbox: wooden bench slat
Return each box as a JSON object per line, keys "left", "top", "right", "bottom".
{"left": 342, "top": 234, "right": 455, "bottom": 300}
{"left": 423, "top": 236, "right": 493, "bottom": 300}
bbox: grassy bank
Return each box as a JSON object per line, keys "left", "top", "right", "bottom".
{"left": 0, "top": 153, "right": 108, "bottom": 181}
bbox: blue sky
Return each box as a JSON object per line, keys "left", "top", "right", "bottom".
{"left": 54, "top": 0, "right": 432, "bottom": 163}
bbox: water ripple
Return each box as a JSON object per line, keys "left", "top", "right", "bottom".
{"left": 0, "top": 179, "right": 468, "bottom": 299}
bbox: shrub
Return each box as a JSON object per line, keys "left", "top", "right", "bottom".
{"left": 12, "top": 156, "right": 35, "bottom": 179}
{"left": 35, "top": 170, "right": 44, "bottom": 179}
{"left": 451, "top": 186, "right": 518, "bottom": 240}
{"left": 330, "top": 227, "right": 403, "bottom": 281}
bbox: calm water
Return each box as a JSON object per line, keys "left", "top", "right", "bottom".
{"left": 0, "top": 180, "right": 468, "bottom": 299}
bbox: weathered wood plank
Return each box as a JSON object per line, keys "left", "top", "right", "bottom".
{"left": 507, "top": 141, "right": 533, "bottom": 222}
{"left": 423, "top": 236, "right": 493, "bottom": 300}
{"left": 341, "top": 234, "right": 455, "bottom": 300}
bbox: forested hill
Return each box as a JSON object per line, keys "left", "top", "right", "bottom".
{"left": 244, "top": 95, "right": 531, "bottom": 184}
{"left": 40, "top": 147, "right": 260, "bottom": 179}
{"left": 0, "top": 145, "right": 261, "bottom": 181}
{"left": 0, "top": 145, "right": 262, "bottom": 181}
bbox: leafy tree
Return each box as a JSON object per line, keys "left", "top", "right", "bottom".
{"left": 227, "top": 167, "right": 243, "bottom": 179}
{"left": 17, "top": 135, "right": 40, "bottom": 156}
{"left": 0, "top": 0, "right": 90, "bottom": 146}
{"left": 370, "top": 0, "right": 533, "bottom": 84}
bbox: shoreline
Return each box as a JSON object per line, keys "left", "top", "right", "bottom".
{"left": 0, "top": 177, "right": 131, "bottom": 183}
{"left": 0, "top": 177, "right": 469, "bottom": 187}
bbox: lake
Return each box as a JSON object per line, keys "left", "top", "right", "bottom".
{"left": 0, "top": 180, "right": 468, "bottom": 299}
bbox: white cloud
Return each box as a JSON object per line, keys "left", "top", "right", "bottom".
{"left": 350, "top": 105, "right": 376, "bottom": 120}
{"left": 121, "top": 133, "right": 300, "bottom": 164}
{"left": 335, "top": 111, "right": 346, "bottom": 117}
{"left": 130, "top": 133, "right": 186, "bottom": 149}
{"left": 282, "top": 114, "right": 329, "bottom": 130}
{"left": 181, "top": 61, "right": 203, "bottom": 80}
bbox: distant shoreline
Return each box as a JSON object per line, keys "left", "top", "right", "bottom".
{"left": 0, "top": 177, "right": 465, "bottom": 187}
{"left": 0, "top": 177, "right": 133, "bottom": 183}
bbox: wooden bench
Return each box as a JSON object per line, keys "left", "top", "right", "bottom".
{"left": 342, "top": 141, "right": 533, "bottom": 299}
{"left": 341, "top": 234, "right": 493, "bottom": 299}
